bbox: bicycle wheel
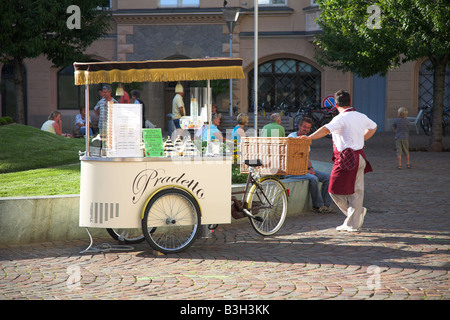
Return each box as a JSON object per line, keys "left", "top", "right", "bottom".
{"left": 420, "top": 116, "right": 432, "bottom": 135}
{"left": 141, "top": 188, "right": 201, "bottom": 254}
{"left": 106, "top": 228, "right": 145, "bottom": 244}
{"left": 246, "top": 177, "right": 288, "bottom": 236}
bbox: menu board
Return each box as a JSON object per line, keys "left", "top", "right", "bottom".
{"left": 143, "top": 128, "right": 164, "bottom": 157}
{"left": 105, "top": 103, "right": 142, "bottom": 157}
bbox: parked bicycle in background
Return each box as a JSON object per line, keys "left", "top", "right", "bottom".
{"left": 419, "top": 105, "right": 450, "bottom": 136}
{"left": 293, "top": 102, "right": 338, "bottom": 132}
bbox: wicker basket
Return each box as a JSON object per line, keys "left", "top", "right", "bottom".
{"left": 240, "top": 137, "right": 311, "bottom": 175}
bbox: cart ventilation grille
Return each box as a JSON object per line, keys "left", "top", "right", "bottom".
{"left": 90, "top": 202, "right": 119, "bottom": 224}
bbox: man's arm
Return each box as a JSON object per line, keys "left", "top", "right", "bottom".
{"left": 364, "top": 127, "right": 377, "bottom": 141}
{"left": 299, "top": 126, "right": 331, "bottom": 141}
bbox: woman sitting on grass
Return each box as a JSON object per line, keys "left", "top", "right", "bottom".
{"left": 41, "top": 111, "right": 72, "bottom": 137}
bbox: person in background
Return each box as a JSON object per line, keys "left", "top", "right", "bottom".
{"left": 94, "top": 86, "right": 105, "bottom": 117}
{"left": 392, "top": 107, "right": 412, "bottom": 169}
{"left": 288, "top": 117, "right": 333, "bottom": 213}
{"left": 117, "top": 83, "right": 130, "bottom": 103}
{"left": 74, "top": 107, "right": 93, "bottom": 136}
{"left": 232, "top": 113, "right": 249, "bottom": 165}
{"left": 262, "top": 113, "right": 285, "bottom": 137}
{"left": 95, "top": 84, "right": 118, "bottom": 138}
{"left": 202, "top": 113, "right": 224, "bottom": 142}
{"left": 232, "top": 113, "right": 249, "bottom": 143}
{"left": 41, "top": 111, "right": 72, "bottom": 137}
{"left": 172, "top": 82, "right": 185, "bottom": 136}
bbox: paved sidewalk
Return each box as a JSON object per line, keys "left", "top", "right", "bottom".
{"left": 0, "top": 132, "right": 449, "bottom": 301}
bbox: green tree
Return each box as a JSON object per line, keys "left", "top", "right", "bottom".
{"left": 0, "top": 0, "right": 111, "bottom": 124}
{"left": 314, "top": 0, "right": 449, "bottom": 151}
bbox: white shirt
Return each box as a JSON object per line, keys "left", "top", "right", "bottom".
{"left": 172, "top": 94, "right": 185, "bottom": 119}
{"left": 324, "top": 110, "right": 377, "bottom": 152}
{"left": 41, "top": 120, "right": 56, "bottom": 134}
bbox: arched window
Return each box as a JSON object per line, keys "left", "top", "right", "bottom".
{"left": 58, "top": 64, "right": 101, "bottom": 110}
{"left": 248, "top": 59, "right": 321, "bottom": 112}
{"left": 419, "top": 59, "right": 450, "bottom": 108}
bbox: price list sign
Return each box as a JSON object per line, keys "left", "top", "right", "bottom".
{"left": 143, "top": 128, "right": 164, "bottom": 157}
{"left": 106, "top": 103, "right": 142, "bottom": 157}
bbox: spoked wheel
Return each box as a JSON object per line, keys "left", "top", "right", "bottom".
{"left": 420, "top": 117, "right": 432, "bottom": 135}
{"left": 246, "top": 177, "right": 288, "bottom": 236}
{"left": 141, "top": 188, "right": 201, "bottom": 254}
{"left": 106, "top": 228, "right": 145, "bottom": 244}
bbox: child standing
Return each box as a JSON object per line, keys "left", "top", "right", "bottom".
{"left": 392, "top": 107, "right": 412, "bottom": 169}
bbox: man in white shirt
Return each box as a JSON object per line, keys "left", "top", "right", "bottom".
{"left": 300, "top": 90, "right": 377, "bottom": 232}
{"left": 172, "top": 82, "right": 185, "bottom": 136}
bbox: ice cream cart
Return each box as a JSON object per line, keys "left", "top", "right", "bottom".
{"left": 74, "top": 58, "right": 245, "bottom": 254}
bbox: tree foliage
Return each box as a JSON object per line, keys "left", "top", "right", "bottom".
{"left": 0, "top": 0, "right": 111, "bottom": 123}
{"left": 314, "top": 0, "right": 449, "bottom": 151}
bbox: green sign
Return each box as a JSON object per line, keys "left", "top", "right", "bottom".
{"left": 143, "top": 128, "right": 164, "bottom": 157}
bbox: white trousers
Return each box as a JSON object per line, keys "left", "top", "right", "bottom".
{"left": 330, "top": 155, "right": 366, "bottom": 229}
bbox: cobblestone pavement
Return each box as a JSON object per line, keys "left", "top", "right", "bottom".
{"left": 0, "top": 132, "right": 449, "bottom": 301}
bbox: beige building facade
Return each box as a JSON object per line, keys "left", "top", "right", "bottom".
{"left": 1, "top": 0, "right": 448, "bottom": 133}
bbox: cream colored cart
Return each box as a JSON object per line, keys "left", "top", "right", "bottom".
{"left": 74, "top": 58, "right": 245, "bottom": 254}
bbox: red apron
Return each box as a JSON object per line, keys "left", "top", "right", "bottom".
{"left": 328, "top": 108, "right": 372, "bottom": 195}
{"left": 329, "top": 144, "right": 372, "bottom": 195}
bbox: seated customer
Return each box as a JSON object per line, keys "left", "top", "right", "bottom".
{"left": 202, "top": 113, "right": 224, "bottom": 142}
{"left": 261, "top": 113, "right": 285, "bottom": 137}
{"left": 232, "top": 113, "right": 249, "bottom": 143}
{"left": 74, "top": 107, "right": 93, "bottom": 136}
{"left": 41, "top": 111, "right": 72, "bottom": 137}
{"left": 287, "top": 117, "right": 333, "bottom": 213}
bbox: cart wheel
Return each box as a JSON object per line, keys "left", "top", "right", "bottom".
{"left": 141, "top": 188, "right": 201, "bottom": 254}
{"left": 247, "top": 177, "right": 287, "bottom": 236}
{"left": 106, "top": 228, "right": 145, "bottom": 244}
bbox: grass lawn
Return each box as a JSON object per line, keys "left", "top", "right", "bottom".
{"left": 0, "top": 164, "right": 81, "bottom": 197}
{"left": 0, "top": 124, "right": 85, "bottom": 197}
{"left": 0, "top": 124, "right": 85, "bottom": 174}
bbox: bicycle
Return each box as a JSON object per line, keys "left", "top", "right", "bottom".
{"left": 106, "top": 158, "right": 288, "bottom": 253}
{"left": 231, "top": 159, "right": 288, "bottom": 236}
{"left": 419, "top": 105, "right": 450, "bottom": 136}
{"left": 419, "top": 105, "right": 432, "bottom": 135}
{"left": 442, "top": 106, "right": 450, "bottom": 136}
{"left": 293, "top": 103, "right": 337, "bottom": 134}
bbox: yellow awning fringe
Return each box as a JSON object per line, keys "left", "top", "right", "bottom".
{"left": 75, "top": 66, "right": 245, "bottom": 85}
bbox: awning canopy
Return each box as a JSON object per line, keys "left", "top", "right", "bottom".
{"left": 74, "top": 57, "right": 245, "bottom": 85}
